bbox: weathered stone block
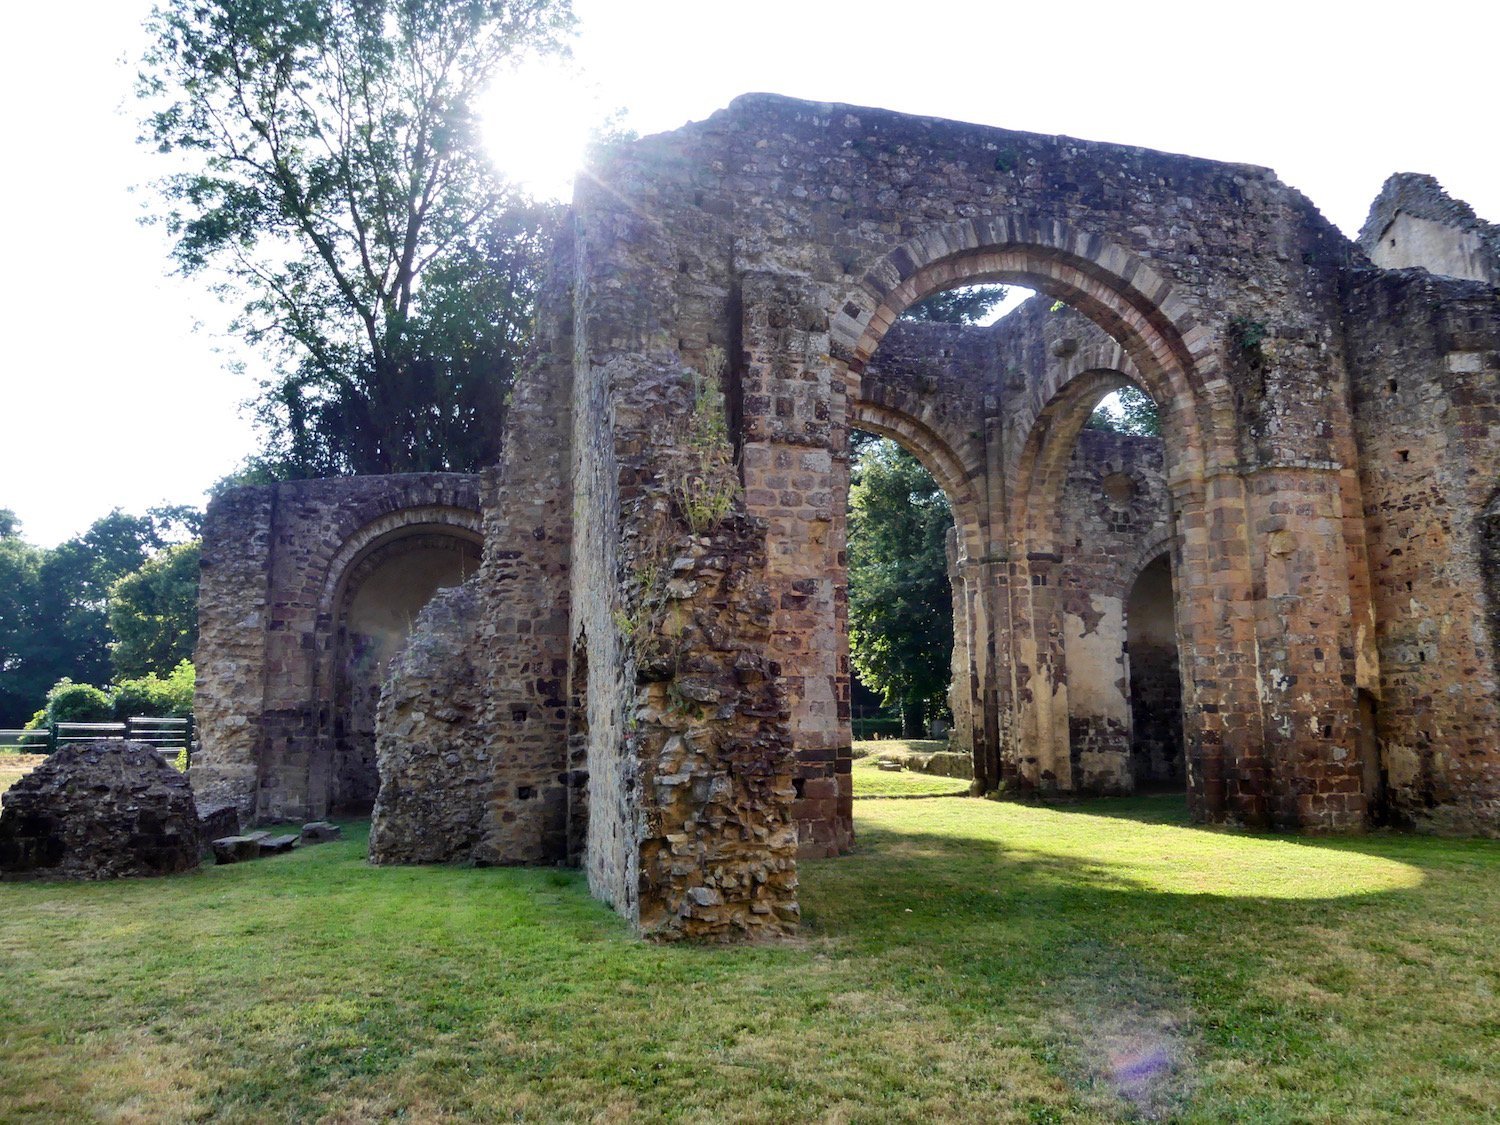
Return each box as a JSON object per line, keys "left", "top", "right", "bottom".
{"left": 211, "top": 833, "right": 266, "bottom": 864}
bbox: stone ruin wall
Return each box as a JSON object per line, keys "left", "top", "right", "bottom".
{"left": 1343, "top": 268, "right": 1500, "bottom": 833}
{"left": 1358, "top": 173, "right": 1500, "bottom": 286}
{"left": 192, "top": 473, "right": 484, "bottom": 824}
{"left": 192, "top": 95, "right": 1500, "bottom": 944}
{"left": 373, "top": 226, "right": 580, "bottom": 869}
{"left": 1055, "top": 429, "right": 1173, "bottom": 794}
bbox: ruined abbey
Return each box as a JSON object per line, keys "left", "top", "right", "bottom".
{"left": 190, "top": 96, "right": 1500, "bottom": 940}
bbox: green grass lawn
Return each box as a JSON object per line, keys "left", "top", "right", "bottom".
{"left": 850, "top": 739, "right": 971, "bottom": 798}
{"left": 2, "top": 797, "right": 1496, "bottom": 1122}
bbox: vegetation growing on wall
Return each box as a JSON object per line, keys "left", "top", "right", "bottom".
{"left": 665, "top": 348, "right": 739, "bottom": 534}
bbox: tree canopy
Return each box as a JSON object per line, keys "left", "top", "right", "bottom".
{"left": 902, "top": 284, "right": 1009, "bottom": 325}
{"left": 0, "top": 509, "right": 200, "bottom": 727}
{"left": 138, "top": 0, "right": 574, "bottom": 477}
{"left": 1086, "top": 384, "right": 1161, "bottom": 437}
{"left": 847, "top": 439, "right": 954, "bottom": 737}
{"left": 108, "top": 541, "right": 202, "bottom": 682}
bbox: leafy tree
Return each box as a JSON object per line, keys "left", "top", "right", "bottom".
{"left": 112, "top": 660, "right": 196, "bottom": 721}
{"left": 109, "top": 541, "right": 202, "bottom": 681}
{"left": 902, "top": 284, "right": 1009, "bottom": 325}
{"left": 0, "top": 513, "right": 48, "bottom": 728}
{"left": 0, "top": 508, "right": 199, "bottom": 727}
{"left": 847, "top": 439, "right": 954, "bottom": 737}
{"left": 1085, "top": 384, "right": 1161, "bottom": 437}
{"left": 138, "top": 0, "right": 574, "bottom": 477}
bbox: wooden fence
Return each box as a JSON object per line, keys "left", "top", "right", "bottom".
{"left": 0, "top": 717, "right": 194, "bottom": 767}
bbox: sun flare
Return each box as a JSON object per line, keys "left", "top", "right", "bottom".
{"left": 480, "top": 62, "right": 606, "bottom": 202}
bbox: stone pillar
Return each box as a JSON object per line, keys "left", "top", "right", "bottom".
{"left": 944, "top": 529, "right": 973, "bottom": 759}
{"left": 1172, "top": 475, "right": 1267, "bottom": 826}
{"left": 190, "top": 486, "right": 275, "bottom": 822}
{"left": 1247, "top": 466, "right": 1367, "bottom": 830}
{"left": 740, "top": 272, "right": 852, "bottom": 857}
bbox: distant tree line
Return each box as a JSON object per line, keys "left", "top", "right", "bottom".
{"left": 0, "top": 508, "right": 201, "bottom": 729}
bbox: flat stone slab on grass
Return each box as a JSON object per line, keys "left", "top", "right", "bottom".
{"left": 300, "top": 821, "right": 341, "bottom": 843}
{"left": 211, "top": 832, "right": 268, "bottom": 864}
{"left": 260, "top": 834, "right": 299, "bottom": 855}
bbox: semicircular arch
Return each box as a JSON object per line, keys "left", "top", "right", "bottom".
{"left": 828, "top": 218, "right": 1230, "bottom": 480}
{"left": 318, "top": 504, "right": 484, "bottom": 623}
{"left": 848, "top": 397, "right": 986, "bottom": 561}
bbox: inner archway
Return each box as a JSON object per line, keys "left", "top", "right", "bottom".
{"left": 826, "top": 226, "right": 1221, "bottom": 811}
{"left": 330, "top": 528, "right": 482, "bottom": 812}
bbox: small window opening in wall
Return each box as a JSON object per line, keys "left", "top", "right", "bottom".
{"left": 1390, "top": 238, "right": 1397, "bottom": 247}
{"left": 1397, "top": 450, "right": 1410, "bottom": 462}
{"left": 511, "top": 707, "right": 528, "bottom": 722}
{"left": 1388, "top": 379, "right": 1398, "bottom": 393}
{"left": 1323, "top": 724, "right": 1333, "bottom": 738}
{"left": 793, "top": 777, "right": 806, "bottom": 798}
{"left": 1418, "top": 650, "right": 1426, "bottom": 662}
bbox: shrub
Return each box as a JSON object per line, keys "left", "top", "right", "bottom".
{"left": 36, "top": 680, "right": 113, "bottom": 725}
{"left": 111, "top": 660, "right": 195, "bottom": 720}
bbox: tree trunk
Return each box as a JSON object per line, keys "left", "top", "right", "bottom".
{"left": 901, "top": 696, "right": 926, "bottom": 739}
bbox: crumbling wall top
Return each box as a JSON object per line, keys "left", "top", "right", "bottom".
{"left": 1357, "top": 173, "right": 1500, "bottom": 284}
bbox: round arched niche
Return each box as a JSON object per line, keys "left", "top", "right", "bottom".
{"left": 330, "top": 528, "right": 482, "bottom": 813}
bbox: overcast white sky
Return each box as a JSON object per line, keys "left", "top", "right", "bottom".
{"left": 2, "top": 0, "right": 1497, "bottom": 546}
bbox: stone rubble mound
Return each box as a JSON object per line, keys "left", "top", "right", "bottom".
{"left": 0, "top": 740, "right": 201, "bottom": 881}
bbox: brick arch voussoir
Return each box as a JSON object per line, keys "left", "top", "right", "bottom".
{"left": 1123, "top": 532, "right": 1182, "bottom": 599}
{"left": 1011, "top": 368, "right": 1142, "bottom": 555}
{"left": 829, "top": 219, "right": 1224, "bottom": 472}
{"left": 1003, "top": 338, "right": 1154, "bottom": 484}
{"left": 850, "top": 397, "right": 986, "bottom": 562}
{"left": 316, "top": 504, "right": 485, "bottom": 627}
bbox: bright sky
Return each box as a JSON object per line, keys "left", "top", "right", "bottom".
{"left": 2, "top": 0, "right": 1497, "bottom": 546}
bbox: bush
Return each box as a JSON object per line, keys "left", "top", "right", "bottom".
{"left": 36, "top": 680, "right": 113, "bottom": 725}
{"left": 111, "top": 660, "right": 195, "bottom": 720}
{"left": 21, "top": 662, "right": 196, "bottom": 732}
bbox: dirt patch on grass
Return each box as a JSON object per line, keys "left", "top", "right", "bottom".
{"left": 0, "top": 755, "right": 46, "bottom": 797}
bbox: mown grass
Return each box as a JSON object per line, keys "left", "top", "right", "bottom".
{"left": 851, "top": 739, "right": 971, "bottom": 798}
{"left": 1, "top": 798, "right": 1496, "bottom": 1122}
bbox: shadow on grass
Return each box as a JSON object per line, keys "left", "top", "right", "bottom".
{"left": 3, "top": 803, "right": 1495, "bottom": 1122}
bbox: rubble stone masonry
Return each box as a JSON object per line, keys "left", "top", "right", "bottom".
{"left": 194, "top": 94, "right": 1499, "bottom": 941}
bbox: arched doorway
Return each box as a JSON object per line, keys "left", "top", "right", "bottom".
{"left": 822, "top": 224, "right": 1233, "bottom": 821}
{"left": 328, "top": 526, "right": 482, "bottom": 812}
